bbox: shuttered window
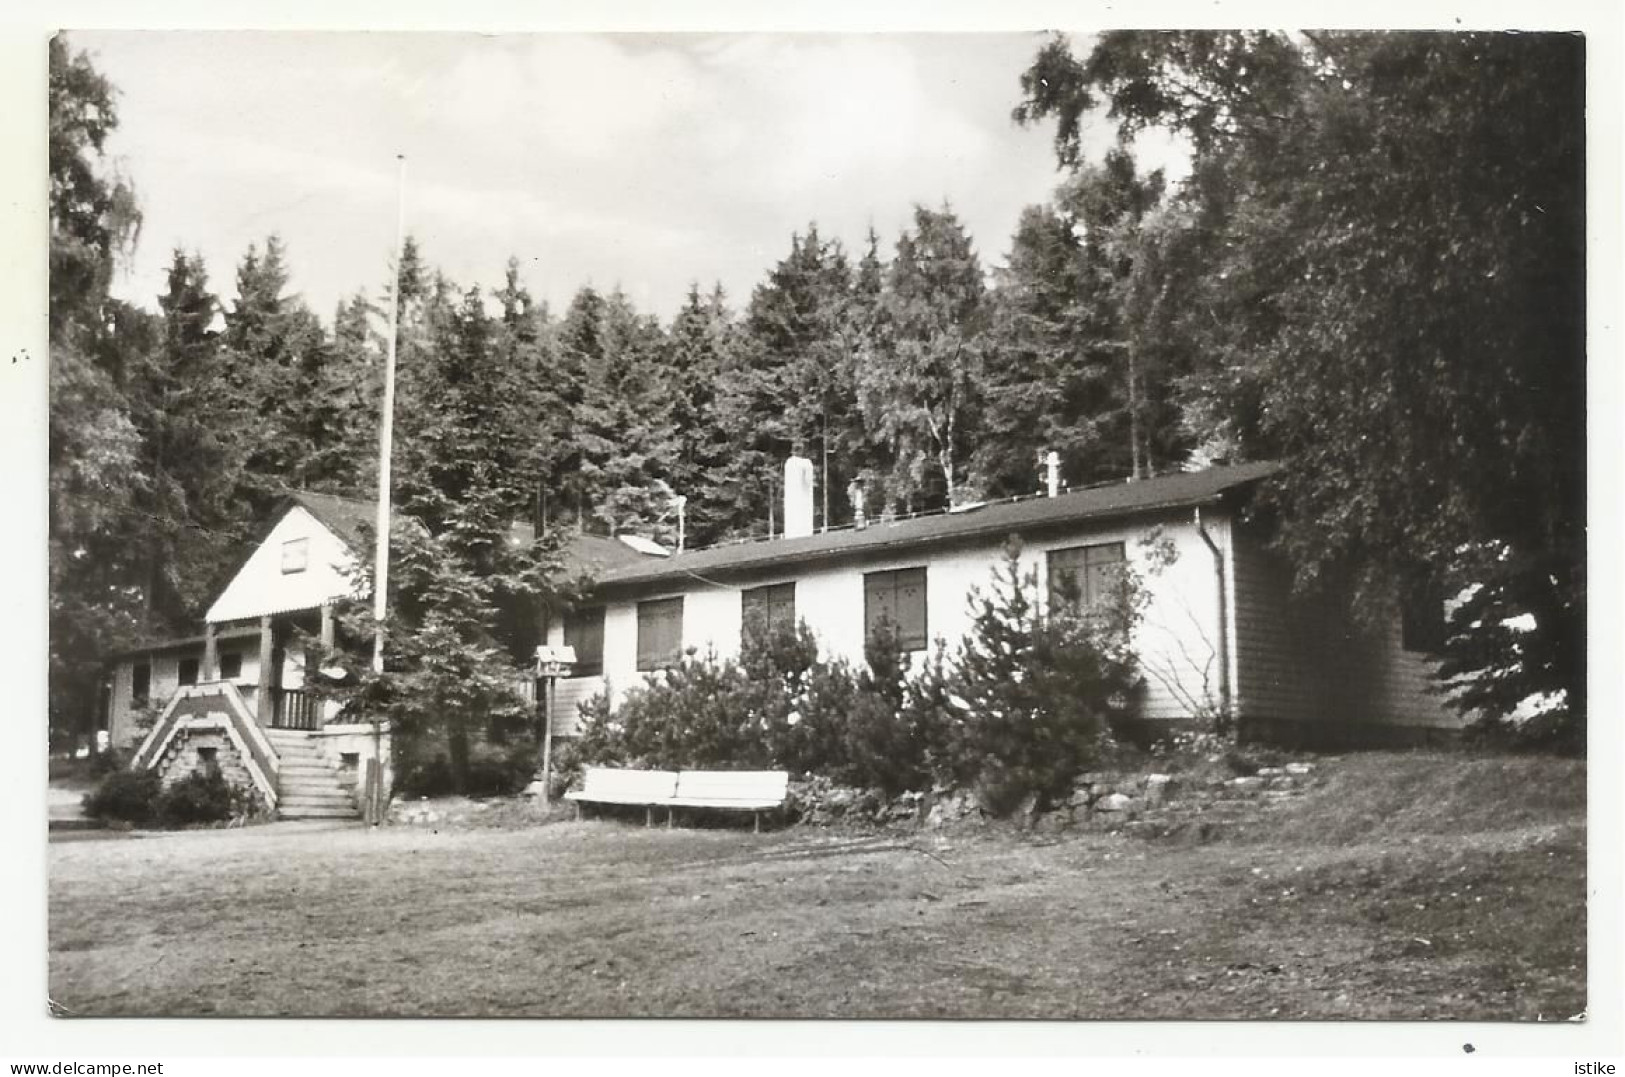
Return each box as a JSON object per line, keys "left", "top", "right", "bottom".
{"left": 563, "top": 606, "right": 606, "bottom": 677}
{"left": 1048, "top": 542, "right": 1127, "bottom": 611}
{"left": 1401, "top": 588, "right": 1447, "bottom": 654}
{"left": 864, "top": 567, "right": 928, "bottom": 651}
{"left": 742, "top": 582, "right": 796, "bottom": 643}
{"left": 281, "top": 537, "right": 309, "bottom": 574}
{"left": 636, "top": 597, "right": 684, "bottom": 672}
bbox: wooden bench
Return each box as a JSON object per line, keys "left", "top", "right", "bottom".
{"left": 564, "top": 767, "right": 789, "bottom": 831}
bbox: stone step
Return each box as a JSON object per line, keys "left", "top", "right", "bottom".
{"left": 278, "top": 762, "right": 337, "bottom": 775}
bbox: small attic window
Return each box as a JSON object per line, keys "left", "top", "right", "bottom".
{"left": 281, "top": 537, "right": 310, "bottom": 574}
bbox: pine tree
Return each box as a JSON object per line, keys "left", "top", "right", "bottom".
{"left": 125, "top": 251, "right": 246, "bottom": 624}
{"left": 664, "top": 283, "right": 738, "bottom": 548}
{"left": 859, "top": 206, "right": 987, "bottom": 514}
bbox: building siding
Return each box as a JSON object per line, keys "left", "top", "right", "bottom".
{"left": 1229, "top": 522, "right": 1461, "bottom": 742}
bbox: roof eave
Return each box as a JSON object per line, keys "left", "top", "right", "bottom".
{"left": 592, "top": 488, "right": 1245, "bottom": 595}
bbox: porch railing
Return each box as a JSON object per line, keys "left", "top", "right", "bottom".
{"left": 271, "top": 687, "right": 321, "bottom": 731}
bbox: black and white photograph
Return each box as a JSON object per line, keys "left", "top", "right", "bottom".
{"left": 13, "top": 5, "right": 1618, "bottom": 1061}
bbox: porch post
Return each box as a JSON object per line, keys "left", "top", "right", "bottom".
{"left": 257, "top": 615, "right": 275, "bottom": 727}
{"left": 202, "top": 623, "right": 219, "bottom": 682}
{"left": 319, "top": 603, "right": 335, "bottom": 651}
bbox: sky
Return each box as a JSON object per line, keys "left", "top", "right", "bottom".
{"left": 73, "top": 31, "right": 1186, "bottom": 325}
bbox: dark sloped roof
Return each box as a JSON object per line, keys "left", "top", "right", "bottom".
{"left": 289, "top": 490, "right": 659, "bottom": 579}
{"left": 290, "top": 490, "right": 386, "bottom": 554}
{"left": 107, "top": 625, "right": 261, "bottom": 661}
{"left": 596, "top": 461, "right": 1281, "bottom": 591}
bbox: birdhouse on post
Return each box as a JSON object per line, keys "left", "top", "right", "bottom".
{"left": 534, "top": 644, "right": 577, "bottom": 804}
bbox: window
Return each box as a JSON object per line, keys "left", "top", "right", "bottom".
{"left": 281, "top": 537, "right": 309, "bottom": 574}
{"left": 742, "top": 582, "right": 796, "bottom": 643}
{"left": 195, "top": 746, "right": 219, "bottom": 773}
{"left": 1401, "top": 588, "right": 1447, "bottom": 654}
{"left": 131, "top": 663, "right": 151, "bottom": 706}
{"left": 636, "top": 597, "right": 684, "bottom": 672}
{"left": 1048, "top": 542, "right": 1127, "bottom": 611}
{"left": 563, "top": 606, "right": 606, "bottom": 677}
{"left": 219, "top": 652, "right": 243, "bottom": 680}
{"left": 177, "top": 657, "right": 200, "bottom": 687}
{"left": 864, "top": 567, "right": 928, "bottom": 651}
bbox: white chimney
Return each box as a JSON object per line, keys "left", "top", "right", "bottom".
{"left": 1045, "top": 451, "right": 1060, "bottom": 498}
{"left": 783, "top": 455, "right": 815, "bottom": 538}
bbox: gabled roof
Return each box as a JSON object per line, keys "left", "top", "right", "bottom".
{"left": 288, "top": 490, "right": 659, "bottom": 579}
{"left": 595, "top": 461, "right": 1282, "bottom": 591}
{"left": 289, "top": 490, "right": 387, "bottom": 555}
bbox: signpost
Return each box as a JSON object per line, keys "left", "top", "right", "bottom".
{"left": 534, "top": 644, "right": 577, "bottom": 804}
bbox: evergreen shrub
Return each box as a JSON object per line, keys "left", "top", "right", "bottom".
{"left": 154, "top": 768, "right": 236, "bottom": 826}
{"left": 570, "top": 537, "right": 1143, "bottom": 815}
{"left": 82, "top": 768, "right": 163, "bottom": 825}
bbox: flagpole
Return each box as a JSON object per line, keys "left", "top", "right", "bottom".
{"left": 365, "top": 155, "right": 404, "bottom": 826}
{"left": 373, "top": 155, "right": 405, "bottom": 675}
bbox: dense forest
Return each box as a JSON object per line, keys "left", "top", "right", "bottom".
{"left": 48, "top": 31, "right": 1586, "bottom": 749}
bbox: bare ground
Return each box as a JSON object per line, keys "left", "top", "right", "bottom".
{"left": 47, "top": 751, "right": 1586, "bottom": 1019}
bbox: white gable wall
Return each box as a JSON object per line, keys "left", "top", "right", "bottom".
{"left": 206, "top": 506, "right": 361, "bottom": 624}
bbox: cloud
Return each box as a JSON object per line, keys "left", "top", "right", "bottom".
{"left": 422, "top": 35, "right": 707, "bottom": 163}
{"left": 88, "top": 31, "right": 1069, "bottom": 322}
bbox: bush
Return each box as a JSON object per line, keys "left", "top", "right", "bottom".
{"left": 569, "top": 541, "right": 1143, "bottom": 815}
{"left": 155, "top": 769, "right": 236, "bottom": 826}
{"left": 396, "top": 735, "right": 539, "bottom": 799}
{"left": 82, "top": 768, "right": 163, "bottom": 825}
{"left": 952, "top": 538, "right": 1138, "bottom": 814}
{"left": 90, "top": 748, "right": 128, "bottom": 778}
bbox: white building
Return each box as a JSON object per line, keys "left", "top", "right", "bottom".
{"left": 105, "top": 462, "right": 1462, "bottom": 819}
{"left": 541, "top": 459, "right": 1460, "bottom": 747}
{"left": 105, "top": 491, "right": 657, "bottom": 817}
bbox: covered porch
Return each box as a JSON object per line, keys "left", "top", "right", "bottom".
{"left": 203, "top": 603, "right": 346, "bottom": 732}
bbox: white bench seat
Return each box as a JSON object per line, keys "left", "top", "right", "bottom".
{"left": 563, "top": 768, "right": 678, "bottom": 805}
{"left": 565, "top": 766, "right": 788, "bottom": 831}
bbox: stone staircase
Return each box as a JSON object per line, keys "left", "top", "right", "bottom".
{"left": 265, "top": 729, "right": 360, "bottom": 820}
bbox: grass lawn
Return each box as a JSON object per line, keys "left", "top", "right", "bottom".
{"left": 47, "top": 751, "right": 1586, "bottom": 1019}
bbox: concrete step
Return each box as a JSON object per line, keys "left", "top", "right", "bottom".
{"left": 279, "top": 777, "right": 350, "bottom": 791}
{"left": 266, "top": 738, "right": 322, "bottom": 751}
{"left": 279, "top": 787, "right": 355, "bottom": 802}
{"left": 280, "top": 796, "right": 356, "bottom": 810}
{"left": 278, "top": 805, "right": 360, "bottom": 819}
{"left": 269, "top": 750, "right": 325, "bottom": 763}
{"left": 279, "top": 778, "right": 351, "bottom": 793}
{"left": 279, "top": 763, "right": 339, "bottom": 779}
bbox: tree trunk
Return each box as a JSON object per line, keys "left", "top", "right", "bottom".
{"left": 448, "top": 727, "right": 471, "bottom": 795}
{"left": 1127, "top": 344, "right": 1143, "bottom": 480}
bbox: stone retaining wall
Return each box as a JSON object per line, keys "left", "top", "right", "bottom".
{"left": 788, "top": 760, "right": 1324, "bottom": 835}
